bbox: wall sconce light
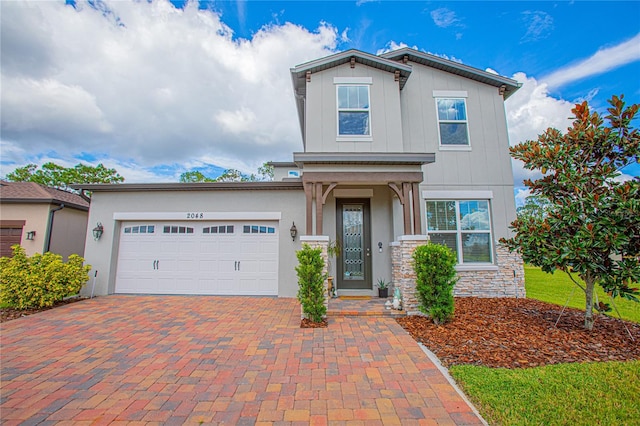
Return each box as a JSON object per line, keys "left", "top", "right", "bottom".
{"left": 26, "top": 231, "right": 36, "bottom": 240}
{"left": 92, "top": 222, "right": 104, "bottom": 241}
{"left": 290, "top": 222, "right": 297, "bottom": 241}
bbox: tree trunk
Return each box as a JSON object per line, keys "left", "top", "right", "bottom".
{"left": 584, "top": 274, "right": 595, "bottom": 331}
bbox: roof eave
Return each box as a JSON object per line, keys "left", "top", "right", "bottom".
{"left": 380, "top": 47, "right": 521, "bottom": 99}
{"left": 70, "top": 182, "right": 304, "bottom": 192}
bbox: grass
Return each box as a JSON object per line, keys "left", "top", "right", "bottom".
{"left": 525, "top": 265, "right": 640, "bottom": 324}
{"left": 450, "top": 361, "right": 640, "bottom": 426}
{"left": 449, "top": 265, "right": 640, "bottom": 425}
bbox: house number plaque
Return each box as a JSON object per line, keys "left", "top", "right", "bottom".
{"left": 186, "top": 213, "right": 204, "bottom": 219}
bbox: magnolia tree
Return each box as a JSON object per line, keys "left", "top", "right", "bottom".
{"left": 502, "top": 95, "right": 639, "bottom": 330}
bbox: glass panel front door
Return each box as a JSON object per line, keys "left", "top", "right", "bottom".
{"left": 336, "top": 199, "right": 371, "bottom": 290}
{"left": 343, "top": 204, "right": 364, "bottom": 281}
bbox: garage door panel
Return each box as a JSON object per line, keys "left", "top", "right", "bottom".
{"left": 116, "top": 220, "right": 278, "bottom": 295}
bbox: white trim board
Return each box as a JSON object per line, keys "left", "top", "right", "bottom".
{"left": 422, "top": 190, "right": 494, "bottom": 200}
{"left": 432, "top": 90, "right": 468, "bottom": 98}
{"left": 113, "top": 212, "right": 282, "bottom": 221}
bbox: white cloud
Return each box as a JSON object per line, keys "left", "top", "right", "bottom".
{"left": 543, "top": 33, "right": 640, "bottom": 89}
{"left": 0, "top": 0, "right": 339, "bottom": 181}
{"left": 430, "top": 8, "right": 460, "bottom": 28}
{"left": 514, "top": 188, "right": 531, "bottom": 208}
{"left": 505, "top": 72, "right": 574, "bottom": 186}
{"left": 520, "top": 11, "right": 553, "bottom": 43}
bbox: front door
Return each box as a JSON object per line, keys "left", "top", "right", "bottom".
{"left": 336, "top": 199, "right": 372, "bottom": 291}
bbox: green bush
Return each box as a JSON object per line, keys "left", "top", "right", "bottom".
{"left": 413, "top": 243, "right": 458, "bottom": 324}
{"left": 0, "top": 245, "right": 91, "bottom": 309}
{"left": 295, "top": 244, "right": 327, "bottom": 323}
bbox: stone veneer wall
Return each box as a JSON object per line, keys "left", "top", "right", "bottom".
{"left": 390, "top": 237, "right": 525, "bottom": 316}
{"left": 455, "top": 244, "right": 525, "bottom": 298}
{"left": 298, "top": 236, "right": 329, "bottom": 319}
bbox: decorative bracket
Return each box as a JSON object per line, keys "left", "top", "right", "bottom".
{"left": 498, "top": 85, "right": 506, "bottom": 96}
{"left": 350, "top": 57, "right": 356, "bottom": 68}
{"left": 306, "top": 71, "right": 311, "bottom": 82}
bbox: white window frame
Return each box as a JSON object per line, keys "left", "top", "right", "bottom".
{"left": 335, "top": 77, "right": 372, "bottom": 142}
{"left": 425, "top": 199, "right": 494, "bottom": 265}
{"left": 433, "top": 91, "right": 470, "bottom": 150}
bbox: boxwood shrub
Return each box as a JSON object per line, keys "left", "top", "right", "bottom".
{"left": 413, "top": 243, "right": 458, "bottom": 324}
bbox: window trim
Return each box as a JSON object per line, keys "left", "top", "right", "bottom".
{"left": 425, "top": 199, "right": 494, "bottom": 265}
{"left": 434, "top": 96, "right": 470, "bottom": 149}
{"left": 335, "top": 80, "right": 373, "bottom": 141}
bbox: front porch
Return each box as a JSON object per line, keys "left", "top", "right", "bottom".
{"left": 328, "top": 296, "right": 406, "bottom": 317}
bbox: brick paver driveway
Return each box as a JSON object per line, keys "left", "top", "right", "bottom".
{"left": 1, "top": 296, "right": 482, "bottom": 425}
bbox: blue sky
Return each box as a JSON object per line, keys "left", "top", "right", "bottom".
{"left": 1, "top": 0, "right": 639, "bottom": 202}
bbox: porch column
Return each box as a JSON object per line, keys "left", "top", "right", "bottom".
{"left": 304, "top": 182, "right": 313, "bottom": 235}
{"left": 412, "top": 182, "right": 421, "bottom": 234}
{"left": 315, "top": 182, "right": 324, "bottom": 235}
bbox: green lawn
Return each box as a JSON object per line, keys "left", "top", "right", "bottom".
{"left": 450, "top": 361, "right": 640, "bottom": 426}
{"left": 525, "top": 265, "right": 640, "bottom": 324}
{"left": 449, "top": 265, "right": 640, "bottom": 425}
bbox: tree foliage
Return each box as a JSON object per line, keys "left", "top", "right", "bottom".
{"left": 5, "top": 162, "right": 124, "bottom": 191}
{"left": 179, "top": 162, "right": 274, "bottom": 183}
{"left": 413, "top": 243, "right": 458, "bottom": 324}
{"left": 295, "top": 244, "right": 327, "bottom": 323}
{"left": 501, "top": 95, "right": 640, "bottom": 330}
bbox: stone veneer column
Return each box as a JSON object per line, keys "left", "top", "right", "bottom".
{"left": 298, "top": 236, "right": 329, "bottom": 319}
{"left": 394, "top": 235, "right": 430, "bottom": 316}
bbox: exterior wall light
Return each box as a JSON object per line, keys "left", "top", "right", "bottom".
{"left": 92, "top": 222, "right": 104, "bottom": 241}
{"left": 26, "top": 231, "right": 36, "bottom": 240}
{"left": 290, "top": 222, "right": 297, "bottom": 241}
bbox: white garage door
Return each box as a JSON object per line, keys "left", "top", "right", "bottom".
{"left": 115, "top": 221, "right": 278, "bottom": 295}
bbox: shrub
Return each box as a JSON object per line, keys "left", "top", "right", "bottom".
{"left": 0, "top": 245, "right": 91, "bottom": 309}
{"left": 295, "top": 244, "right": 327, "bottom": 323}
{"left": 413, "top": 243, "right": 458, "bottom": 324}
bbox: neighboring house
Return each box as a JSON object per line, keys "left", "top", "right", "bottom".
{"left": 0, "top": 181, "right": 90, "bottom": 259}
{"left": 74, "top": 48, "right": 525, "bottom": 300}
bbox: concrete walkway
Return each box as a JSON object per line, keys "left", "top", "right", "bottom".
{"left": 1, "top": 296, "right": 483, "bottom": 425}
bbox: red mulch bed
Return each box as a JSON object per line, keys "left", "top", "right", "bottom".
{"left": 301, "top": 318, "right": 328, "bottom": 328}
{"left": 397, "top": 297, "right": 640, "bottom": 369}
{"left": 1, "top": 297, "right": 86, "bottom": 323}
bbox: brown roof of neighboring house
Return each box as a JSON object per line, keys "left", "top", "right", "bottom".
{"left": 0, "top": 181, "right": 90, "bottom": 210}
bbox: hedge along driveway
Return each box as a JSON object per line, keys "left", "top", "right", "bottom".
{"left": 0, "top": 295, "right": 483, "bottom": 425}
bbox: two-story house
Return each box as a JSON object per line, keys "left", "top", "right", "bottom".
{"left": 75, "top": 48, "right": 525, "bottom": 301}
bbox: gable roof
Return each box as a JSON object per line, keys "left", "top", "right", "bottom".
{"left": 379, "top": 47, "right": 521, "bottom": 99}
{"left": 291, "top": 49, "right": 413, "bottom": 140}
{"left": 0, "top": 181, "right": 90, "bottom": 210}
{"left": 290, "top": 48, "right": 521, "bottom": 143}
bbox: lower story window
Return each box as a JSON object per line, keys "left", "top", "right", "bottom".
{"left": 426, "top": 200, "right": 493, "bottom": 264}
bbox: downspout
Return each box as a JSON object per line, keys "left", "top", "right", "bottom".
{"left": 45, "top": 204, "right": 65, "bottom": 252}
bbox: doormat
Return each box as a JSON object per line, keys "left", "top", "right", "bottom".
{"left": 339, "top": 296, "right": 372, "bottom": 300}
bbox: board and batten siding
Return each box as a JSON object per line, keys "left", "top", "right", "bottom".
{"left": 305, "top": 63, "right": 403, "bottom": 153}
{"left": 399, "top": 64, "right": 514, "bottom": 188}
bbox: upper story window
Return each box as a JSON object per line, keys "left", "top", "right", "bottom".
{"left": 335, "top": 77, "right": 372, "bottom": 141}
{"left": 426, "top": 199, "right": 492, "bottom": 264}
{"left": 337, "top": 85, "right": 370, "bottom": 136}
{"left": 433, "top": 91, "right": 470, "bottom": 148}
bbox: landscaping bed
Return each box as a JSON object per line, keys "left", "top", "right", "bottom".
{"left": 397, "top": 297, "right": 640, "bottom": 369}
{"left": 1, "top": 297, "right": 86, "bottom": 323}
